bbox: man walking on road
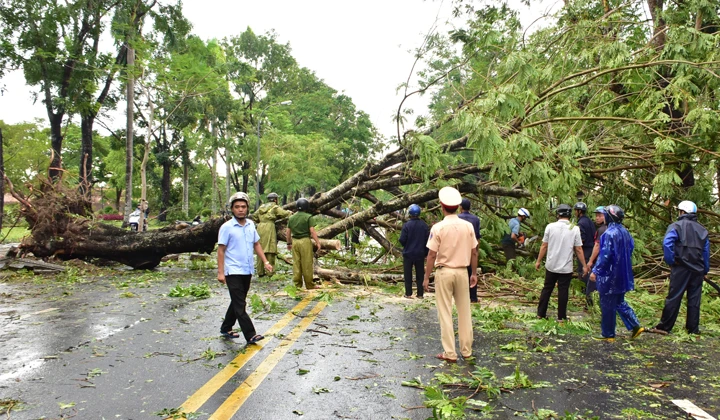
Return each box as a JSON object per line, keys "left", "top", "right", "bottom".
{"left": 217, "top": 192, "right": 273, "bottom": 345}
{"left": 253, "top": 192, "right": 292, "bottom": 277}
{"left": 287, "top": 198, "right": 322, "bottom": 290}
{"left": 652, "top": 201, "right": 710, "bottom": 335}
{"left": 500, "top": 208, "right": 530, "bottom": 261}
{"left": 399, "top": 204, "right": 430, "bottom": 299}
{"left": 535, "top": 204, "right": 588, "bottom": 321}
{"left": 458, "top": 198, "right": 481, "bottom": 303}
{"left": 574, "top": 202, "right": 596, "bottom": 308}
{"left": 423, "top": 187, "right": 478, "bottom": 362}
{"left": 590, "top": 205, "right": 644, "bottom": 341}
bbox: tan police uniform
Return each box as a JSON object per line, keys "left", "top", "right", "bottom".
{"left": 426, "top": 188, "right": 478, "bottom": 360}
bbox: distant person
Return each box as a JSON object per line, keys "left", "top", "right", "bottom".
{"left": 501, "top": 208, "right": 530, "bottom": 261}
{"left": 574, "top": 202, "right": 596, "bottom": 308}
{"left": 217, "top": 192, "right": 273, "bottom": 345}
{"left": 399, "top": 204, "right": 430, "bottom": 299}
{"left": 587, "top": 206, "right": 607, "bottom": 270}
{"left": 286, "top": 198, "right": 321, "bottom": 290}
{"left": 423, "top": 187, "right": 478, "bottom": 363}
{"left": 458, "top": 198, "right": 481, "bottom": 303}
{"left": 590, "top": 205, "right": 644, "bottom": 341}
{"left": 535, "top": 204, "right": 588, "bottom": 321}
{"left": 651, "top": 201, "right": 709, "bottom": 335}
{"left": 253, "top": 192, "right": 292, "bottom": 277}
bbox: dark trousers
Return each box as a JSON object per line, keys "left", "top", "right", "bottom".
{"left": 599, "top": 293, "right": 640, "bottom": 338}
{"left": 537, "top": 270, "right": 573, "bottom": 320}
{"left": 577, "top": 248, "right": 595, "bottom": 306}
{"left": 468, "top": 266, "right": 477, "bottom": 302}
{"left": 220, "top": 274, "right": 257, "bottom": 341}
{"left": 656, "top": 266, "right": 704, "bottom": 334}
{"left": 502, "top": 244, "right": 516, "bottom": 261}
{"left": 403, "top": 257, "right": 424, "bottom": 297}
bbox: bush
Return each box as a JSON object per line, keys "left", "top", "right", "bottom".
{"left": 103, "top": 206, "right": 115, "bottom": 214}
{"left": 201, "top": 208, "right": 212, "bottom": 217}
{"left": 100, "top": 214, "right": 124, "bottom": 221}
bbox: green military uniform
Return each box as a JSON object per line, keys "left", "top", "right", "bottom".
{"left": 253, "top": 202, "right": 292, "bottom": 276}
{"left": 288, "top": 211, "right": 316, "bottom": 289}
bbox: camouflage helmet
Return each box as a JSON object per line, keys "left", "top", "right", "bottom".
{"left": 267, "top": 192, "right": 279, "bottom": 201}
{"left": 228, "top": 191, "right": 250, "bottom": 207}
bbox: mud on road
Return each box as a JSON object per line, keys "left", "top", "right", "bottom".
{"left": 0, "top": 260, "right": 719, "bottom": 419}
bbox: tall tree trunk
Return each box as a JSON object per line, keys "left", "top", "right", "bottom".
{"left": 224, "top": 129, "right": 231, "bottom": 205}
{"left": 140, "top": 84, "right": 154, "bottom": 230}
{"left": 48, "top": 114, "right": 64, "bottom": 180}
{"left": 124, "top": 46, "right": 135, "bottom": 227}
{"left": 242, "top": 167, "right": 249, "bottom": 193}
{"left": 182, "top": 136, "right": 189, "bottom": 218}
{"left": 159, "top": 126, "right": 170, "bottom": 222}
{"left": 79, "top": 115, "right": 94, "bottom": 198}
{"left": 0, "top": 128, "right": 3, "bottom": 230}
{"left": 211, "top": 123, "right": 218, "bottom": 215}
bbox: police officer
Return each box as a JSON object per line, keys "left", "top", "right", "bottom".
{"left": 399, "top": 204, "right": 430, "bottom": 299}
{"left": 652, "top": 201, "right": 710, "bottom": 335}
{"left": 423, "top": 187, "right": 478, "bottom": 362}
{"left": 589, "top": 205, "right": 644, "bottom": 341}
{"left": 574, "top": 202, "right": 596, "bottom": 307}
{"left": 253, "top": 192, "right": 292, "bottom": 276}
{"left": 458, "top": 198, "right": 481, "bottom": 303}
{"left": 286, "top": 198, "right": 321, "bottom": 290}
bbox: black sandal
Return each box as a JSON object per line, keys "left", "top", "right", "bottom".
{"left": 247, "top": 334, "right": 265, "bottom": 344}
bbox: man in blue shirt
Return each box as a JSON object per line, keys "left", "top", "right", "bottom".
{"left": 399, "top": 204, "right": 430, "bottom": 299}
{"left": 458, "top": 198, "right": 481, "bottom": 303}
{"left": 501, "top": 208, "right": 530, "bottom": 261}
{"left": 574, "top": 202, "right": 596, "bottom": 308}
{"left": 217, "top": 191, "right": 274, "bottom": 345}
{"left": 652, "top": 201, "right": 710, "bottom": 335}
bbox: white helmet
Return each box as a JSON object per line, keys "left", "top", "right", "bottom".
{"left": 678, "top": 200, "right": 697, "bottom": 214}
{"left": 518, "top": 208, "right": 530, "bottom": 218}
{"left": 228, "top": 191, "right": 250, "bottom": 207}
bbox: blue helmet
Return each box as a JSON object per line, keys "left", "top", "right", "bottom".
{"left": 593, "top": 206, "right": 605, "bottom": 214}
{"left": 604, "top": 205, "right": 625, "bottom": 224}
{"left": 408, "top": 204, "right": 421, "bottom": 216}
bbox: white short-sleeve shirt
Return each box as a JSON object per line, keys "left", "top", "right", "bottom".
{"left": 542, "top": 219, "right": 582, "bottom": 274}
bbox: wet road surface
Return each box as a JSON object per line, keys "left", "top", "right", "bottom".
{"left": 1, "top": 264, "right": 719, "bottom": 419}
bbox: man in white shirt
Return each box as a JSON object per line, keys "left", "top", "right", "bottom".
{"left": 535, "top": 204, "right": 589, "bottom": 320}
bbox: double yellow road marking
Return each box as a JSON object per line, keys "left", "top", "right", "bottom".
{"left": 177, "top": 294, "right": 326, "bottom": 419}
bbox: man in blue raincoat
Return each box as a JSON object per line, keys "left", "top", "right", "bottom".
{"left": 589, "top": 205, "right": 645, "bottom": 342}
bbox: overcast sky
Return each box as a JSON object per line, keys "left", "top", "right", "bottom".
{"left": 0, "top": 0, "right": 559, "bottom": 138}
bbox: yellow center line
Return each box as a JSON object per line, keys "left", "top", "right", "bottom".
{"left": 178, "top": 294, "right": 316, "bottom": 413}
{"left": 208, "top": 300, "right": 328, "bottom": 420}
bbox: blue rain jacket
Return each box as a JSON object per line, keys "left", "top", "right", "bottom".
{"left": 592, "top": 222, "right": 635, "bottom": 295}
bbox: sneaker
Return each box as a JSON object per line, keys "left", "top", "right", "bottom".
{"left": 592, "top": 336, "right": 615, "bottom": 342}
{"left": 631, "top": 326, "right": 645, "bottom": 340}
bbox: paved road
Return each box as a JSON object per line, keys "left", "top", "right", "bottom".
{"left": 1, "top": 265, "right": 719, "bottom": 419}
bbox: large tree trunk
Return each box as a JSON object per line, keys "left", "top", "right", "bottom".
{"left": 24, "top": 217, "right": 225, "bottom": 269}
{"left": 0, "top": 128, "right": 3, "bottom": 230}
{"left": 79, "top": 115, "right": 94, "bottom": 197}
{"left": 124, "top": 45, "right": 135, "bottom": 227}
{"left": 182, "top": 136, "right": 189, "bottom": 217}
{"left": 48, "top": 114, "right": 64, "bottom": 181}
